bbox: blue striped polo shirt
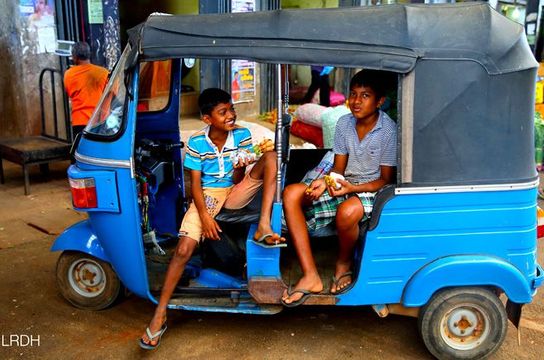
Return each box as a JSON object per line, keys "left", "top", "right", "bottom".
{"left": 332, "top": 111, "right": 397, "bottom": 185}
{"left": 184, "top": 125, "right": 253, "bottom": 188}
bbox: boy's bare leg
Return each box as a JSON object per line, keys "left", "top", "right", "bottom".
{"left": 141, "top": 236, "right": 198, "bottom": 346}
{"left": 249, "top": 151, "right": 285, "bottom": 244}
{"left": 331, "top": 197, "right": 364, "bottom": 293}
{"left": 281, "top": 183, "right": 323, "bottom": 303}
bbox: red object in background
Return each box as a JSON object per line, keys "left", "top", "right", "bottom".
{"left": 329, "top": 90, "right": 346, "bottom": 106}
{"left": 290, "top": 120, "right": 324, "bottom": 148}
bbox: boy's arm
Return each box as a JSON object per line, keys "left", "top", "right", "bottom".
{"left": 232, "top": 166, "right": 246, "bottom": 184}
{"left": 330, "top": 154, "right": 348, "bottom": 175}
{"left": 189, "top": 170, "right": 222, "bottom": 240}
{"left": 231, "top": 127, "right": 254, "bottom": 184}
{"left": 331, "top": 165, "right": 395, "bottom": 196}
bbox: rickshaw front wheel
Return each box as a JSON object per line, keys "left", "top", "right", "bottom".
{"left": 56, "top": 251, "right": 122, "bottom": 310}
{"left": 418, "top": 287, "right": 507, "bottom": 360}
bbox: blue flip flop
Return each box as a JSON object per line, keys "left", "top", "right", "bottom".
{"left": 252, "top": 233, "right": 287, "bottom": 248}
{"left": 139, "top": 323, "right": 167, "bottom": 350}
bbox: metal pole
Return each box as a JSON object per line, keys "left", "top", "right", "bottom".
{"left": 50, "top": 71, "right": 59, "bottom": 138}
{"left": 275, "top": 63, "right": 283, "bottom": 202}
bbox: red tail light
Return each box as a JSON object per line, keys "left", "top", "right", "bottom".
{"left": 69, "top": 178, "right": 97, "bottom": 208}
{"left": 537, "top": 207, "right": 544, "bottom": 239}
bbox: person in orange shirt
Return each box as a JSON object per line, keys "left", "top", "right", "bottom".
{"left": 64, "top": 41, "right": 109, "bottom": 140}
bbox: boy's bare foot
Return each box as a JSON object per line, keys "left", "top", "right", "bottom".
{"left": 330, "top": 262, "right": 353, "bottom": 294}
{"left": 281, "top": 274, "right": 323, "bottom": 305}
{"left": 140, "top": 312, "right": 167, "bottom": 347}
{"left": 253, "top": 227, "right": 286, "bottom": 246}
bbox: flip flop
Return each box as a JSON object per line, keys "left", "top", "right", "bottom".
{"left": 252, "top": 233, "right": 287, "bottom": 248}
{"left": 139, "top": 323, "right": 168, "bottom": 350}
{"left": 281, "top": 288, "right": 318, "bottom": 308}
{"left": 330, "top": 271, "right": 353, "bottom": 295}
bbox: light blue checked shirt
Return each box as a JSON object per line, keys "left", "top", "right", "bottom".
{"left": 332, "top": 111, "right": 397, "bottom": 185}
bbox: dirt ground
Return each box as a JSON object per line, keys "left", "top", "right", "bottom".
{"left": 0, "top": 160, "right": 543, "bottom": 360}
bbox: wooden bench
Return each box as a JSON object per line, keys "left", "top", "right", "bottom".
{"left": 0, "top": 68, "right": 71, "bottom": 195}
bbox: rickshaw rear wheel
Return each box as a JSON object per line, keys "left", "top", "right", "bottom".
{"left": 56, "top": 251, "right": 122, "bottom": 310}
{"left": 418, "top": 287, "right": 507, "bottom": 360}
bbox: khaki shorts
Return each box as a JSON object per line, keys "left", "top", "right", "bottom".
{"left": 179, "top": 172, "right": 263, "bottom": 242}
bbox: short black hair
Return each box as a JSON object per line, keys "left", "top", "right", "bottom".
{"left": 198, "top": 88, "right": 231, "bottom": 116}
{"left": 350, "top": 69, "right": 392, "bottom": 99}
{"left": 71, "top": 41, "right": 91, "bottom": 61}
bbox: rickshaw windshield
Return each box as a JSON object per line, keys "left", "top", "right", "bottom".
{"left": 85, "top": 45, "right": 131, "bottom": 137}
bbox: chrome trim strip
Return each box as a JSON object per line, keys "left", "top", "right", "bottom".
{"left": 75, "top": 151, "right": 132, "bottom": 169}
{"left": 395, "top": 180, "right": 539, "bottom": 195}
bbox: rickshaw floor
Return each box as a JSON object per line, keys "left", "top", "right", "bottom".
{"left": 280, "top": 235, "right": 341, "bottom": 292}
{"left": 145, "top": 235, "right": 344, "bottom": 294}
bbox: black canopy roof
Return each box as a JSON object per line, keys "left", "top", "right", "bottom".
{"left": 128, "top": 3, "right": 537, "bottom": 75}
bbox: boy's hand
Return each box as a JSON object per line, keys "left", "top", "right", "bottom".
{"left": 201, "top": 213, "right": 222, "bottom": 241}
{"left": 233, "top": 154, "right": 255, "bottom": 169}
{"left": 304, "top": 178, "right": 326, "bottom": 201}
{"left": 328, "top": 178, "right": 353, "bottom": 197}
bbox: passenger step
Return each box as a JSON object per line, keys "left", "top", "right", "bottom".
{"left": 169, "top": 295, "right": 282, "bottom": 314}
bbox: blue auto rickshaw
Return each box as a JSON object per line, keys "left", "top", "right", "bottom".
{"left": 52, "top": 3, "right": 543, "bottom": 359}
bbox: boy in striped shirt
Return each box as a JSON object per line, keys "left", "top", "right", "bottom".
{"left": 140, "top": 88, "right": 284, "bottom": 349}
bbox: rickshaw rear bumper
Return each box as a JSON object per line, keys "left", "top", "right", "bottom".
{"left": 50, "top": 219, "right": 110, "bottom": 263}
{"left": 533, "top": 263, "right": 544, "bottom": 291}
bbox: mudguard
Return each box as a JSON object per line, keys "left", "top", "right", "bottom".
{"left": 50, "top": 220, "right": 110, "bottom": 263}
{"left": 402, "top": 255, "right": 533, "bottom": 306}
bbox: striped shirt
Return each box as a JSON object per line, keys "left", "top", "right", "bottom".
{"left": 332, "top": 111, "right": 397, "bottom": 185}
{"left": 184, "top": 125, "right": 253, "bottom": 188}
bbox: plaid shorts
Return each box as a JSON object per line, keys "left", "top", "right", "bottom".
{"left": 305, "top": 191, "right": 375, "bottom": 232}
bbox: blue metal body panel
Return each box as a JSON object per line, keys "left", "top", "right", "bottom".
{"left": 246, "top": 224, "right": 281, "bottom": 278}
{"left": 402, "top": 255, "right": 532, "bottom": 306}
{"left": 168, "top": 299, "right": 282, "bottom": 314}
{"left": 51, "top": 220, "right": 109, "bottom": 262}
{"left": 192, "top": 268, "right": 245, "bottom": 289}
{"left": 58, "top": 70, "right": 152, "bottom": 298}
{"left": 338, "top": 188, "right": 539, "bottom": 306}
{"left": 67, "top": 166, "right": 120, "bottom": 213}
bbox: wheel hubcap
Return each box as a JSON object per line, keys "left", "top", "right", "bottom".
{"left": 68, "top": 258, "right": 107, "bottom": 298}
{"left": 440, "top": 304, "right": 491, "bottom": 350}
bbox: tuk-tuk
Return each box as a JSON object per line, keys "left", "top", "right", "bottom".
{"left": 52, "top": 3, "right": 543, "bottom": 359}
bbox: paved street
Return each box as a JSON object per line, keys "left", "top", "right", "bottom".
{"left": 0, "top": 161, "right": 543, "bottom": 359}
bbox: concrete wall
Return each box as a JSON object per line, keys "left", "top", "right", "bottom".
{"left": 282, "top": 0, "right": 338, "bottom": 8}
{"left": 0, "top": 0, "right": 60, "bottom": 137}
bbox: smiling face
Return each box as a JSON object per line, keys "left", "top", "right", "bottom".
{"left": 203, "top": 102, "right": 237, "bottom": 132}
{"left": 348, "top": 85, "right": 384, "bottom": 122}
